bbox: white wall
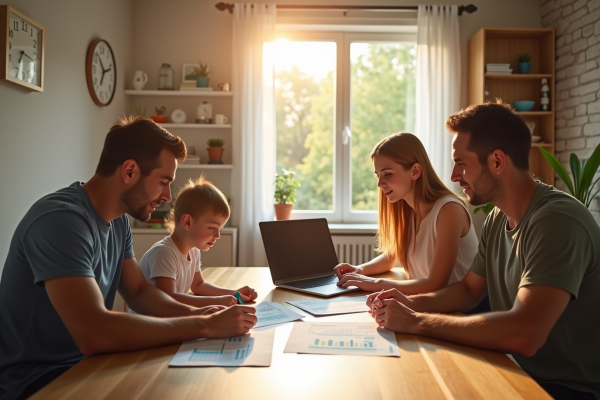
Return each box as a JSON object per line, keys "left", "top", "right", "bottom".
{"left": 0, "top": 0, "right": 132, "bottom": 278}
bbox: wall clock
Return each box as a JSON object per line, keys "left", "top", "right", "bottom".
{"left": 85, "top": 39, "right": 116, "bottom": 106}
{"left": 0, "top": 6, "right": 45, "bottom": 92}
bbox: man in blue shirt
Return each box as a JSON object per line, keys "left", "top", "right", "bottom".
{"left": 0, "top": 117, "right": 257, "bottom": 400}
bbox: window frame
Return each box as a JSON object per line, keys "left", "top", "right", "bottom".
{"left": 273, "top": 31, "right": 417, "bottom": 223}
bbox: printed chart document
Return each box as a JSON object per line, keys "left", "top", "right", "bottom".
{"left": 284, "top": 322, "right": 400, "bottom": 357}
{"left": 170, "top": 328, "right": 275, "bottom": 367}
{"left": 287, "top": 296, "right": 369, "bottom": 316}
{"left": 254, "top": 301, "right": 304, "bottom": 329}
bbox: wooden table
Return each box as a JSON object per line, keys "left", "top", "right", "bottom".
{"left": 32, "top": 268, "right": 551, "bottom": 400}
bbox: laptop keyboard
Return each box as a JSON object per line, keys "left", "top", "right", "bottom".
{"left": 285, "top": 275, "right": 339, "bottom": 289}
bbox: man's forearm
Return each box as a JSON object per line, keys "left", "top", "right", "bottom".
{"left": 126, "top": 284, "right": 197, "bottom": 317}
{"left": 78, "top": 311, "right": 210, "bottom": 356}
{"left": 413, "top": 311, "right": 537, "bottom": 356}
{"left": 408, "top": 280, "right": 483, "bottom": 313}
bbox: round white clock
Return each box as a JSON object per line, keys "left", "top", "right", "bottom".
{"left": 85, "top": 39, "right": 116, "bottom": 106}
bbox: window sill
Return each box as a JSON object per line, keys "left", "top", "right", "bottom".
{"left": 328, "top": 223, "right": 378, "bottom": 235}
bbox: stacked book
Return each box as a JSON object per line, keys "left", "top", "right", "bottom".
{"left": 179, "top": 82, "right": 213, "bottom": 91}
{"left": 486, "top": 63, "right": 512, "bottom": 74}
{"left": 183, "top": 155, "right": 200, "bottom": 164}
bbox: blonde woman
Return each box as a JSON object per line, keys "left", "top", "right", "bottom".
{"left": 335, "top": 133, "right": 480, "bottom": 298}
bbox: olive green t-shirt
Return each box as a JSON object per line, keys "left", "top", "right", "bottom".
{"left": 471, "top": 182, "right": 600, "bottom": 398}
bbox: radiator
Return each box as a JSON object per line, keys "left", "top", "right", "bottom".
{"left": 331, "top": 235, "right": 377, "bottom": 265}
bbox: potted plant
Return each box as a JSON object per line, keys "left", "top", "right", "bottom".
{"left": 274, "top": 169, "right": 300, "bottom": 220}
{"left": 194, "top": 62, "right": 210, "bottom": 88}
{"left": 207, "top": 138, "right": 225, "bottom": 164}
{"left": 539, "top": 144, "right": 600, "bottom": 208}
{"left": 517, "top": 52, "right": 531, "bottom": 74}
{"left": 150, "top": 106, "right": 167, "bottom": 123}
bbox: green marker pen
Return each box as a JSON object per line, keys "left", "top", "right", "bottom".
{"left": 233, "top": 291, "right": 244, "bottom": 305}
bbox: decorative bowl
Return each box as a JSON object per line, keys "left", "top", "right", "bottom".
{"left": 513, "top": 100, "right": 535, "bottom": 112}
{"left": 532, "top": 135, "right": 542, "bottom": 142}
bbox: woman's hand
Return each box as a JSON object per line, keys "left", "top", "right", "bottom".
{"left": 337, "top": 273, "right": 385, "bottom": 291}
{"left": 236, "top": 286, "right": 258, "bottom": 302}
{"left": 333, "top": 263, "right": 363, "bottom": 280}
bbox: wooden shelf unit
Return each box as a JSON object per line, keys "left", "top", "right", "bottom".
{"left": 468, "top": 28, "right": 556, "bottom": 184}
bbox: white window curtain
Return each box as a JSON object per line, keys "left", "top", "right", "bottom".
{"left": 415, "top": 5, "right": 461, "bottom": 189}
{"left": 231, "top": 3, "right": 276, "bottom": 267}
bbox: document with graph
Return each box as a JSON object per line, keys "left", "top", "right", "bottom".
{"left": 254, "top": 301, "right": 305, "bottom": 329}
{"left": 169, "top": 329, "right": 275, "bottom": 367}
{"left": 286, "top": 296, "right": 369, "bottom": 316}
{"left": 283, "top": 322, "right": 400, "bottom": 357}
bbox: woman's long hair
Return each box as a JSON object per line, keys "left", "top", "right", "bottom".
{"left": 372, "top": 133, "right": 464, "bottom": 273}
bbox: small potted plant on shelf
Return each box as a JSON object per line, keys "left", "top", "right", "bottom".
{"left": 134, "top": 104, "right": 147, "bottom": 118}
{"left": 274, "top": 169, "right": 300, "bottom": 221}
{"left": 207, "top": 138, "right": 225, "bottom": 164}
{"left": 194, "top": 62, "right": 210, "bottom": 88}
{"left": 150, "top": 106, "right": 167, "bottom": 123}
{"left": 517, "top": 52, "right": 531, "bottom": 74}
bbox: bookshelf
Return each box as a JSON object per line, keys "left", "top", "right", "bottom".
{"left": 468, "top": 28, "right": 556, "bottom": 184}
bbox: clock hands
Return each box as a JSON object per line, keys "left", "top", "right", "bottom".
{"left": 23, "top": 52, "right": 33, "bottom": 61}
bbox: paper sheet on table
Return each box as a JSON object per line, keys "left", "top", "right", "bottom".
{"left": 169, "top": 328, "right": 275, "bottom": 367}
{"left": 254, "top": 301, "right": 304, "bottom": 328}
{"left": 284, "top": 322, "right": 400, "bottom": 357}
{"left": 286, "top": 295, "right": 369, "bottom": 316}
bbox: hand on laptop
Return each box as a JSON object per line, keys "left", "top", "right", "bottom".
{"left": 337, "top": 273, "right": 381, "bottom": 291}
{"left": 333, "top": 263, "right": 364, "bottom": 280}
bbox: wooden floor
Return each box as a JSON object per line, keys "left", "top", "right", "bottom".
{"left": 31, "top": 267, "right": 552, "bottom": 400}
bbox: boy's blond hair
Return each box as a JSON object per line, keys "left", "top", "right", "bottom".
{"left": 164, "top": 176, "right": 230, "bottom": 234}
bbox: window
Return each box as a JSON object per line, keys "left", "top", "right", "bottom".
{"left": 273, "top": 32, "right": 416, "bottom": 223}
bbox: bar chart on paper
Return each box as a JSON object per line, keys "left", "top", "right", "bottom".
{"left": 189, "top": 337, "right": 249, "bottom": 362}
{"left": 284, "top": 322, "right": 400, "bottom": 357}
{"left": 170, "top": 329, "right": 275, "bottom": 367}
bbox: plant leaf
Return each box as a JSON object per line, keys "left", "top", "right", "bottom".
{"left": 583, "top": 175, "right": 600, "bottom": 206}
{"left": 539, "top": 147, "right": 574, "bottom": 195}
{"left": 570, "top": 153, "right": 581, "bottom": 200}
{"left": 580, "top": 143, "right": 600, "bottom": 204}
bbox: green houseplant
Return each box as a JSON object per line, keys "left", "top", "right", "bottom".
{"left": 539, "top": 145, "right": 600, "bottom": 208}
{"left": 194, "top": 62, "right": 210, "bottom": 87}
{"left": 517, "top": 52, "right": 531, "bottom": 74}
{"left": 274, "top": 169, "right": 300, "bottom": 220}
{"left": 207, "top": 138, "right": 225, "bottom": 164}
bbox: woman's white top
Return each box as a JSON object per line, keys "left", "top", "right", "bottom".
{"left": 405, "top": 196, "right": 478, "bottom": 284}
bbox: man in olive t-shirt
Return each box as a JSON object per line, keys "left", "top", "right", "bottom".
{"left": 365, "top": 102, "right": 600, "bottom": 400}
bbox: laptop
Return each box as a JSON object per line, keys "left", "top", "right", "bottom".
{"left": 259, "top": 218, "right": 360, "bottom": 297}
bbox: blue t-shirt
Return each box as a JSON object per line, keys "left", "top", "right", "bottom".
{"left": 0, "top": 182, "right": 134, "bottom": 400}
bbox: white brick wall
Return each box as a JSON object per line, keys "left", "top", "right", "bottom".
{"left": 541, "top": 0, "right": 600, "bottom": 224}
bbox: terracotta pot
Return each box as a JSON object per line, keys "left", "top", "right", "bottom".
{"left": 150, "top": 115, "right": 167, "bottom": 123}
{"left": 274, "top": 204, "right": 293, "bottom": 220}
{"left": 207, "top": 147, "right": 225, "bottom": 162}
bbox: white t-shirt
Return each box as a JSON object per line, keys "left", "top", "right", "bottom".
{"left": 138, "top": 235, "right": 202, "bottom": 293}
{"left": 405, "top": 196, "right": 478, "bottom": 284}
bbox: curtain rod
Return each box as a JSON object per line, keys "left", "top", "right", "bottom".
{"left": 215, "top": 3, "right": 478, "bottom": 16}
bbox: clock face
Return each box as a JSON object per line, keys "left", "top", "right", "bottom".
{"left": 7, "top": 11, "right": 42, "bottom": 87}
{"left": 88, "top": 40, "right": 116, "bottom": 105}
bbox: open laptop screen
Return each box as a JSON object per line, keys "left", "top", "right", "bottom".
{"left": 259, "top": 219, "right": 340, "bottom": 283}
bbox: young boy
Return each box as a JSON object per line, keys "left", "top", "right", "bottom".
{"left": 139, "top": 177, "right": 258, "bottom": 308}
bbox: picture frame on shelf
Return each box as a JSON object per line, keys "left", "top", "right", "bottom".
{"left": 182, "top": 63, "right": 200, "bottom": 83}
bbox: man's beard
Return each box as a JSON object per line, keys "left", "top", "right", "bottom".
{"left": 468, "top": 165, "right": 500, "bottom": 206}
{"left": 121, "top": 178, "right": 160, "bottom": 221}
